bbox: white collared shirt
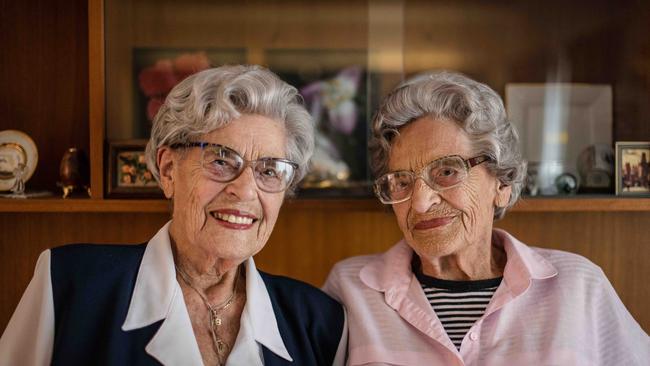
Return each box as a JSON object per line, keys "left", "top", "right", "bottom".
{"left": 1, "top": 222, "right": 345, "bottom": 365}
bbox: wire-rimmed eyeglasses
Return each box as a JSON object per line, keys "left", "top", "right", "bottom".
{"left": 373, "top": 155, "right": 491, "bottom": 204}
{"left": 171, "top": 142, "right": 298, "bottom": 193}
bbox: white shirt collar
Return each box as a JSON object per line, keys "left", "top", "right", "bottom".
{"left": 121, "top": 221, "right": 292, "bottom": 365}
{"left": 122, "top": 222, "right": 176, "bottom": 330}
{"left": 242, "top": 257, "right": 293, "bottom": 362}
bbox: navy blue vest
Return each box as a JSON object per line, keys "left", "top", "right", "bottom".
{"left": 50, "top": 244, "right": 344, "bottom": 365}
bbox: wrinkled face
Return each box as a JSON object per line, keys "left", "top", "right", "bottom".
{"left": 159, "top": 114, "right": 287, "bottom": 263}
{"left": 388, "top": 116, "right": 511, "bottom": 259}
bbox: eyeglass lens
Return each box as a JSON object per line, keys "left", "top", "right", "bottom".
{"left": 201, "top": 146, "right": 295, "bottom": 192}
{"left": 376, "top": 156, "right": 469, "bottom": 203}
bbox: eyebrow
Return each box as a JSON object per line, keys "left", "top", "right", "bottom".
{"left": 174, "top": 142, "right": 288, "bottom": 161}
{"left": 390, "top": 154, "right": 463, "bottom": 172}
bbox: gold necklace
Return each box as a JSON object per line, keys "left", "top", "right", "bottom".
{"left": 176, "top": 265, "right": 240, "bottom": 360}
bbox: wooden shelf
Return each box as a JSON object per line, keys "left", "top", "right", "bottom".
{"left": 513, "top": 197, "right": 650, "bottom": 212}
{"left": 0, "top": 198, "right": 170, "bottom": 213}
{"left": 0, "top": 197, "right": 383, "bottom": 213}
{"left": 2, "top": 196, "right": 650, "bottom": 213}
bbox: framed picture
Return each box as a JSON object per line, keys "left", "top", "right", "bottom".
{"left": 615, "top": 141, "right": 650, "bottom": 196}
{"left": 506, "top": 83, "right": 613, "bottom": 195}
{"left": 265, "top": 49, "right": 375, "bottom": 197}
{"left": 132, "top": 48, "right": 247, "bottom": 138}
{"left": 107, "top": 140, "right": 162, "bottom": 198}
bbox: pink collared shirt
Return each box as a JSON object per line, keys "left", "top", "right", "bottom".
{"left": 323, "top": 229, "right": 650, "bottom": 366}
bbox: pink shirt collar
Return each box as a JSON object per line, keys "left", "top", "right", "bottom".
{"left": 360, "top": 228, "right": 557, "bottom": 294}
{"left": 358, "top": 228, "right": 558, "bottom": 352}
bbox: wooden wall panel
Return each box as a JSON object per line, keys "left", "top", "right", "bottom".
{"left": 2, "top": 210, "right": 649, "bottom": 334}
{"left": 0, "top": 0, "right": 89, "bottom": 191}
{"left": 402, "top": 0, "right": 650, "bottom": 141}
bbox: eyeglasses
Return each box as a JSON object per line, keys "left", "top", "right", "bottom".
{"left": 171, "top": 142, "right": 298, "bottom": 193}
{"left": 373, "top": 155, "right": 490, "bottom": 204}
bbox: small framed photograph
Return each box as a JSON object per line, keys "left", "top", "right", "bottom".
{"left": 107, "top": 140, "right": 162, "bottom": 198}
{"left": 615, "top": 141, "right": 650, "bottom": 196}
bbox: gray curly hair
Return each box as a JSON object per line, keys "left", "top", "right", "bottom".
{"left": 145, "top": 64, "right": 314, "bottom": 194}
{"left": 370, "top": 70, "right": 526, "bottom": 219}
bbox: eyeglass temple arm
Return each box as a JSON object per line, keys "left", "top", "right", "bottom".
{"left": 467, "top": 155, "right": 490, "bottom": 167}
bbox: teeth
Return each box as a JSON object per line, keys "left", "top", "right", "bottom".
{"left": 215, "top": 212, "right": 253, "bottom": 225}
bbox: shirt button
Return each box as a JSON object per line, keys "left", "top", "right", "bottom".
{"left": 469, "top": 332, "right": 478, "bottom": 341}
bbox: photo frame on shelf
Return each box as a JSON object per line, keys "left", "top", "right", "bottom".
{"left": 506, "top": 83, "right": 613, "bottom": 196}
{"left": 133, "top": 48, "right": 247, "bottom": 138}
{"left": 107, "top": 140, "right": 162, "bottom": 198}
{"left": 265, "top": 49, "right": 375, "bottom": 197}
{"left": 615, "top": 141, "right": 650, "bottom": 196}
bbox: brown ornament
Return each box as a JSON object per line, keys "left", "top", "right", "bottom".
{"left": 58, "top": 148, "right": 90, "bottom": 198}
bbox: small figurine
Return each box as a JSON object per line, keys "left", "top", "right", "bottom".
{"left": 555, "top": 173, "right": 579, "bottom": 195}
{"left": 9, "top": 163, "right": 27, "bottom": 197}
{"left": 58, "top": 148, "right": 90, "bottom": 198}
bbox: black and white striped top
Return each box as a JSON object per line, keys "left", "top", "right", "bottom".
{"left": 413, "top": 260, "right": 502, "bottom": 350}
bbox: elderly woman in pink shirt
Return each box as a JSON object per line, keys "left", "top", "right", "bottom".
{"left": 323, "top": 71, "right": 649, "bottom": 365}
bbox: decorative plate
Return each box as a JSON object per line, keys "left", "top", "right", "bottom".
{"left": 0, "top": 130, "right": 38, "bottom": 191}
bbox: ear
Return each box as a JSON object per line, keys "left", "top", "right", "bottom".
{"left": 157, "top": 146, "right": 176, "bottom": 199}
{"left": 494, "top": 182, "right": 512, "bottom": 208}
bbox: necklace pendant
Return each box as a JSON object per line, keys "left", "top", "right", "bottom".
{"left": 216, "top": 339, "right": 228, "bottom": 353}
{"left": 210, "top": 309, "right": 222, "bottom": 327}
{"left": 213, "top": 317, "right": 222, "bottom": 327}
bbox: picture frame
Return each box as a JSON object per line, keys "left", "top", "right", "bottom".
{"left": 506, "top": 83, "right": 614, "bottom": 196}
{"left": 107, "top": 140, "right": 163, "bottom": 198}
{"left": 265, "top": 49, "right": 375, "bottom": 197}
{"left": 615, "top": 141, "right": 650, "bottom": 196}
{"left": 132, "top": 48, "right": 247, "bottom": 139}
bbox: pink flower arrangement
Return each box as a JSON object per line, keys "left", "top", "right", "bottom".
{"left": 138, "top": 51, "right": 211, "bottom": 120}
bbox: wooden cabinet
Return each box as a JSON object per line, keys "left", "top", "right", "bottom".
{"left": 3, "top": 0, "right": 650, "bottom": 208}
{"left": 2, "top": 0, "right": 650, "bottom": 333}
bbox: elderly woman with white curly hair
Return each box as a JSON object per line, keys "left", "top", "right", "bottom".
{"left": 323, "top": 71, "right": 649, "bottom": 365}
{"left": 0, "top": 65, "right": 346, "bottom": 366}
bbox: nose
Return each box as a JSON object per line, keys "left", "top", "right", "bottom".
{"left": 409, "top": 177, "right": 441, "bottom": 213}
{"left": 223, "top": 166, "right": 257, "bottom": 201}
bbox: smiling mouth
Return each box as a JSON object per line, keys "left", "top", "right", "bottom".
{"left": 413, "top": 216, "right": 454, "bottom": 230}
{"left": 214, "top": 212, "right": 254, "bottom": 225}
{"left": 209, "top": 210, "right": 259, "bottom": 228}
